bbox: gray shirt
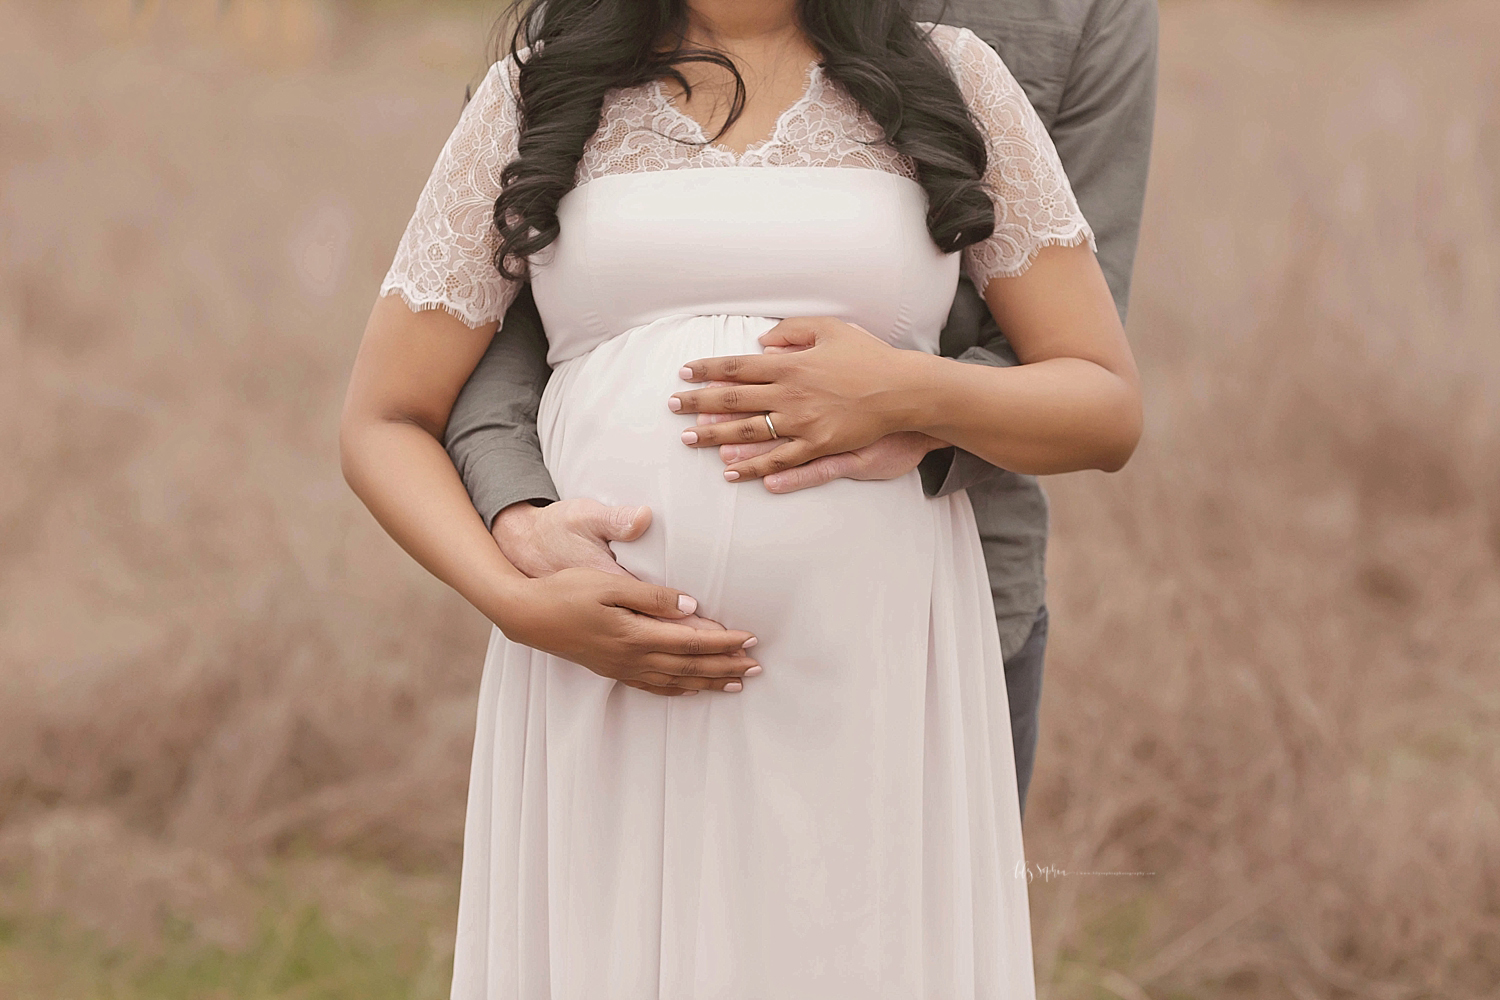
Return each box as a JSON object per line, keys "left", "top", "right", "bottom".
{"left": 444, "top": 0, "right": 1157, "bottom": 657}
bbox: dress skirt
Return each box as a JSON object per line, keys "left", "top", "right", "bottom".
{"left": 449, "top": 314, "right": 1034, "bottom": 1000}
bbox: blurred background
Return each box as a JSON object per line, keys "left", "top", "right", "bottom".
{"left": 1, "top": 0, "right": 1497, "bottom": 997}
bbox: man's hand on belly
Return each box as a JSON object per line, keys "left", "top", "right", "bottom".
{"left": 494, "top": 497, "right": 654, "bottom": 579}
{"left": 493, "top": 500, "right": 761, "bottom": 696}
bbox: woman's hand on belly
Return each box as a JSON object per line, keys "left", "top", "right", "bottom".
{"left": 496, "top": 500, "right": 764, "bottom": 695}
{"left": 672, "top": 243, "right": 1144, "bottom": 479}
{"left": 674, "top": 376, "right": 944, "bottom": 494}
{"left": 669, "top": 318, "right": 938, "bottom": 483}
{"left": 498, "top": 555, "right": 762, "bottom": 697}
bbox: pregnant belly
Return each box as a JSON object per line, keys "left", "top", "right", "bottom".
{"left": 537, "top": 314, "right": 937, "bottom": 655}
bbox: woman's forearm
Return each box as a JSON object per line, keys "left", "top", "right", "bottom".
{"left": 340, "top": 417, "right": 529, "bottom": 624}
{"left": 673, "top": 245, "right": 1142, "bottom": 484}
{"left": 340, "top": 299, "right": 760, "bottom": 696}
{"left": 903, "top": 244, "right": 1143, "bottom": 475}
{"left": 900, "top": 350, "right": 1142, "bottom": 475}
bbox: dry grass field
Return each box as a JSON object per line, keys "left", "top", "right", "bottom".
{"left": 1, "top": 0, "right": 1497, "bottom": 997}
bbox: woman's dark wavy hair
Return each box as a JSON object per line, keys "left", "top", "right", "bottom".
{"left": 490, "top": 0, "right": 995, "bottom": 280}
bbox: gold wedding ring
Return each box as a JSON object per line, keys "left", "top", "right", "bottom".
{"left": 764, "top": 413, "right": 778, "bottom": 439}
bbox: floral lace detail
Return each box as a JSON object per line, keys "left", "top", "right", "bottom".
{"left": 928, "top": 24, "right": 1097, "bottom": 291}
{"left": 379, "top": 25, "right": 1094, "bottom": 327}
{"left": 379, "top": 59, "right": 521, "bottom": 328}
{"left": 577, "top": 62, "right": 918, "bottom": 181}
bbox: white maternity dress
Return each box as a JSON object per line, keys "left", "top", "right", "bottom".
{"left": 380, "top": 24, "right": 1094, "bottom": 999}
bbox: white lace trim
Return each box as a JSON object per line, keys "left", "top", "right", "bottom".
{"left": 379, "top": 25, "right": 1094, "bottom": 328}
{"left": 926, "top": 24, "right": 1098, "bottom": 292}
{"left": 379, "top": 58, "right": 521, "bottom": 329}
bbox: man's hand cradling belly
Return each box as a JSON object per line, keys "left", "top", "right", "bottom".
{"left": 492, "top": 499, "right": 762, "bottom": 697}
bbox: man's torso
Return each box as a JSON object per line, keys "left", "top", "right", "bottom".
{"left": 930, "top": 0, "right": 1105, "bottom": 653}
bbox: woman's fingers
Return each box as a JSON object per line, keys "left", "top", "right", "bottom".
{"left": 724, "top": 440, "right": 815, "bottom": 483}
{"left": 694, "top": 382, "right": 749, "bottom": 426}
{"left": 680, "top": 413, "right": 782, "bottom": 448}
{"left": 630, "top": 618, "right": 758, "bottom": 658}
{"left": 719, "top": 439, "right": 778, "bottom": 464}
{"left": 669, "top": 612, "right": 728, "bottom": 631}
{"left": 621, "top": 679, "right": 696, "bottom": 697}
{"left": 697, "top": 409, "right": 755, "bottom": 425}
{"left": 682, "top": 418, "right": 821, "bottom": 480}
{"left": 670, "top": 382, "right": 776, "bottom": 416}
{"left": 677, "top": 353, "right": 778, "bottom": 384}
{"left": 638, "top": 653, "right": 761, "bottom": 687}
{"left": 605, "top": 577, "right": 702, "bottom": 619}
{"left": 518, "top": 569, "right": 760, "bottom": 694}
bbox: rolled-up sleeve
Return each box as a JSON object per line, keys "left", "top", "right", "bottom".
{"left": 443, "top": 285, "right": 561, "bottom": 528}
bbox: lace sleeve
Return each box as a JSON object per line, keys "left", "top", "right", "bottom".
{"left": 930, "top": 24, "right": 1097, "bottom": 293}
{"left": 379, "top": 58, "right": 521, "bottom": 328}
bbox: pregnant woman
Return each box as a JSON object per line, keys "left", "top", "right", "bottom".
{"left": 340, "top": 0, "right": 1141, "bottom": 995}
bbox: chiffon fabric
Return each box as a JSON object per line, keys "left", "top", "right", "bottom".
{"left": 381, "top": 24, "right": 1093, "bottom": 999}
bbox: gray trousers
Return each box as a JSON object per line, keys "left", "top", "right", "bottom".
{"left": 1005, "top": 605, "right": 1049, "bottom": 819}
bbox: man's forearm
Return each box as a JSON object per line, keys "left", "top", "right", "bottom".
{"left": 443, "top": 284, "right": 560, "bottom": 528}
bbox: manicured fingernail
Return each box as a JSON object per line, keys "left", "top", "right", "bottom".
{"left": 744, "top": 665, "right": 763, "bottom": 677}
{"left": 668, "top": 397, "right": 682, "bottom": 412}
{"left": 678, "top": 367, "right": 695, "bottom": 380}
{"left": 742, "top": 637, "right": 759, "bottom": 649}
{"left": 724, "top": 470, "right": 740, "bottom": 481}
{"left": 724, "top": 681, "right": 743, "bottom": 693}
{"left": 681, "top": 429, "right": 698, "bottom": 445}
{"left": 678, "top": 595, "right": 697, "bottom": 614}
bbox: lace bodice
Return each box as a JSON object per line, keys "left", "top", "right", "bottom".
{"left": 579, "top": 61, "right": 918, "bottom": 181}
{"left": 381, "top": 23, "right": 1095, "bottom": 329}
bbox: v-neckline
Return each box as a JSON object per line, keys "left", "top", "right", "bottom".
{"left": 649, "top": 59, "right": 823, "bottom": 163}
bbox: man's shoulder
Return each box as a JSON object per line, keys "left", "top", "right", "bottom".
{"left": 940, "top": 0, "right": 1092, "bottom": 37}
{"left": 933, "top": 0, "right": 1153, "bottom": 127}
{"left": 939, "top": 0, "right": 1150, "bottom": 39}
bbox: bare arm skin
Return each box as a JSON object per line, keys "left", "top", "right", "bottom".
{"left": 340, "top": 296, "right": 760, "bottom": 695}
{"left": 669, "top": 240, "right": 1142, "bottom": 479}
